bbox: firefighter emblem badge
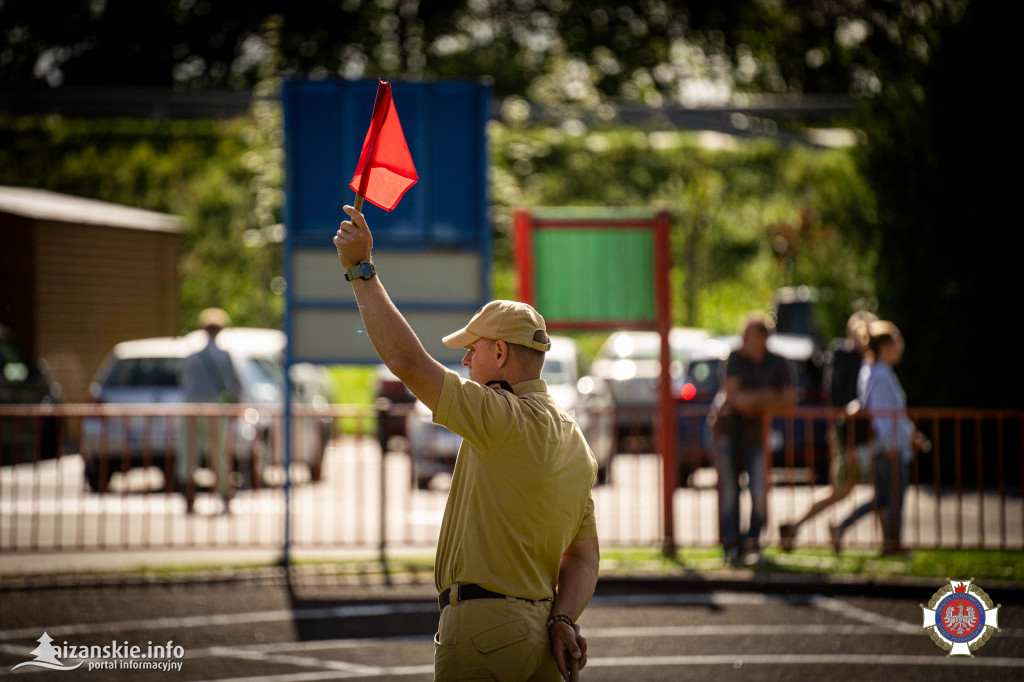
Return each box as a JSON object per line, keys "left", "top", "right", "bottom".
{"left": 921, "top": 578, "right": 1000, "bottom": 656}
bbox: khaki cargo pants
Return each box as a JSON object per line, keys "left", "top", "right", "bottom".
{"left": 434, "top": 596, "right": 560, "bottom": 681}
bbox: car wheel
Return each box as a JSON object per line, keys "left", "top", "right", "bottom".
{"left": 232, "top": 454, "right": 254, "bottom": 490}
{"left": 814, "top": 456, "right": 829, "bottom": 486}
{"left": 310, "top": 454, "right": 324, "bottom": 483}
{"left": 39, "top": 416, "right": 60, "bottom": 460}
{"left": 678, "top": 461, "right": 695, "bottom": 488}
{"left": 84, "top": 459, "right": 110, "bottom": 493}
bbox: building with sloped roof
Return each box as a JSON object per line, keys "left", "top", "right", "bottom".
{"left": 0, "top": 186, "right": 182, "bottom": 402}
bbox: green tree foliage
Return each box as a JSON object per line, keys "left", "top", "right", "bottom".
{"left": 489, "top": 122, "right": 877, "bottom": 338}
{"left": 2, "top": 0, "right": 1006, "bottom": 408}
{"left": 852, "top": 1, "right": 1012, "bottom": 408}
{"left": 0, "top": 1, "right": 963, "bottom": 105}
{"left": 0, "top": 113, "right": 284, "bottom": 333}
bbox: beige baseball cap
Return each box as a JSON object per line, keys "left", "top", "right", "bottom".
{"left": 198, "top": 307, "right": 231, "bottom": 330}
{"left": 443, "top": 300, "right": 551, "bottom": 351}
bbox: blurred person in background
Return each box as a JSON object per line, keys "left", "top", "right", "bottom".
{"left": 334, "top": 205, "right": 599, "bottom": 681}
{"left": 829, "top": 320, "right": 930, "bottom": 555}
{"left": 778, "top": 310, "right": 877, "bottom": 548}
{"left": 176, "top": 307, "right": 240, "bottom": 514}
{"left": 711, "top": 312, "right": 795, "bottom": 565}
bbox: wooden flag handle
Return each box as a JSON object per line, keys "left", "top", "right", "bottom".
{"left": 354, "top": 194, "right": 364, "bottom": 212}
{"left": 569, "top": 623, "right": 581, "bottom": 682}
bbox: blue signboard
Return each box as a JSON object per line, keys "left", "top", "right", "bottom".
{"left": 281, "top": 78, "right": 492, "bottom": 366}
{"left": 282, "top": 78, "right": 492, "bottom": 249}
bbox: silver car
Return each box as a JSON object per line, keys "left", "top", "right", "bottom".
{"left": 81, "top": 328, "right": 332, "bottom": 492}
{"left": 406, "top": 336, "right": 614, "bottom": 489}
{"left": 588, "top": 327, "right": 710, "bottom": 450}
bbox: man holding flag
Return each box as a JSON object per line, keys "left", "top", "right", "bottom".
{"left": 335, "top": 204, "right": 599, "bottom": 680}
{"left": 334, "top": 80, "right": 599, "bottom": 681}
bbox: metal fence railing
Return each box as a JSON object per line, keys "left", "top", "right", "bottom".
{"left": 1, "top": 404, "right": 1021, "bottom": 557}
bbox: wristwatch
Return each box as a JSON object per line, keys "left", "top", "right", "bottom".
{"left": 344, "top": 261, "right": 376, "bottom": 281}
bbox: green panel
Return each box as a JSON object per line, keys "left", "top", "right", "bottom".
{"left": 534, "top": 229, "right": 655, "bottom": 323}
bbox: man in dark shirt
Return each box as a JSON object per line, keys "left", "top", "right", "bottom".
{"left": 713, "top": 313, "right": 795, "bottom": 565}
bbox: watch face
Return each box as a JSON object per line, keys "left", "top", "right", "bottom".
{"left": 359, "top": 263, "right": 372, "bottom": 276}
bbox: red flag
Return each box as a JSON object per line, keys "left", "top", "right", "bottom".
{"left": 349, "top": 79, "right": 418, "bottom": 212}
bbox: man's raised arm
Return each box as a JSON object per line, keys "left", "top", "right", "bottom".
{"left": 333, "top": 205, "right": 446, "bottom": 412}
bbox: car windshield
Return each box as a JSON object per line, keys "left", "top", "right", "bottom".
{"left": 104, "top": 357, "right": 183, "bottom": 387}
{"left": 687, "top": 359, "right": 721, "bottom": 389}
{"left": 603, "top": 333, "right": 690, "bottom": 362}
{"left": 246, "top": 356, "right": 284, "bottom": 400}
{"left": 542, "top": 358, "right": 574, "bottom": 386}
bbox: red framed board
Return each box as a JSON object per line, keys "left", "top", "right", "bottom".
{"left": 513, "top": 207, "right": 679, "bottom": 553}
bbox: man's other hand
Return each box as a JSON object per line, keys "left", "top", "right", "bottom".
{"left": 549, "top": 621, "right": 587, "bottom": 680}
{"left": 334, "top": 205, "right": 373, "bottom": 270}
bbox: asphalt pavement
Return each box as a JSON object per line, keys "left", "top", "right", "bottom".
{"left": 1, "top": 567, "right": 1021, "bottom": 681}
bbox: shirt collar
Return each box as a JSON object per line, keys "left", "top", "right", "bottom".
{"left": 512, "top": 378, "right": 547, "bottom": 395}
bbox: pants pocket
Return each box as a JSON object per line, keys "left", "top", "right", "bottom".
{"left": 472, "top": 619, "right": 530, "bottom": 654}
{"left": 433, "top": 631, "right": 457, "bottom": 681}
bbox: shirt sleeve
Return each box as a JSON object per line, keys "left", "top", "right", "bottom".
{"left": 432, "top": 367, "right": 516, "bottom": 454}
{"left": 572, "top": 493, "right": 598, "bottom": 542}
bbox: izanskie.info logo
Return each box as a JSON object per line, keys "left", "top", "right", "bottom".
{"left": 13, "top": 632, "right": 185, "bottom": 673}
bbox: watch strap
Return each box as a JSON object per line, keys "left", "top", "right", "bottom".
{"left": 344, "top": 261, "right": 376, "bottom": 281}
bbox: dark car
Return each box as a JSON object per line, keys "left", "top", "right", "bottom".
{"left": 0, "top": 325, "right": 61, "bottom": 464}
{"left": 774, "top": 285, "right": 824, "bottom": 348}
{"left": 374, "top": 364, "right": 417, "bottom": 453}
{"left": 673, "top": 333, "right": 829, "bottom": 485}
{"left": 672, "top": 337, "right": 738, "bottom": 485}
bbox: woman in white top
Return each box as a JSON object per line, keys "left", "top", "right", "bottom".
{"left": 830, "top": 321, "right": 930, "bottom": 554}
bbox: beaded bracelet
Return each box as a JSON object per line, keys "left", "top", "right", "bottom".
{"left": 547, "top": 614, "right": 574, "bottom": 630}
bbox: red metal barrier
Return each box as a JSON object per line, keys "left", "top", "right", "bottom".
{"left": 2, "top": 404, "right": 1022, "bottom": 556}
{"left": 763, "top": 406, "right": 1024, "bottom": 551}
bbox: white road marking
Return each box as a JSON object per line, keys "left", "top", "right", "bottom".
{"left": 202, "top": 667, "right": 433, "bottom": 682}
{"left": 811, "top": 595, "right": 922, "bottom": 634}
{"left": 589, "top": 653, "right": 1024, "bottom": 668}
{"left": 0, "top": 592, "right": 771, "bottom": 643}
{"left": 193, "top": 653, "right": 1024, "bottom": 682}
{"left": 203, "top": 647, "right": 379, "bottom": 675}
{"left": 2, "top": 591, "right": 1018, "bottom": 645}
{"left": 5, "top": 610, "right": 1024, "bottom": 679}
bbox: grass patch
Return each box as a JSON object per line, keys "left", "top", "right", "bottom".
{"left": 323, "top": 365, "right": 378, "bottom": 436}
{"left": 599, "top": 546, "right": 1024, "bottom": 583}
{"left": 761, "top": 547, "right": 1024, "bottom": 583}
{"left": 325, "top": 365, "right": 377, "bottom": 405}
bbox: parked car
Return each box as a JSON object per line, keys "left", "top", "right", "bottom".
{"left": 81, "top": 328, "right": 332, "bottom": 492}
{"left": 406, "top": 363, "right": 468, "bottom": 489}
{"left": 672, "top": 336, "right": 739, "bottom": 485}
{"left": 374, "top": 363, "right": 417, "bottom": 453}
{"left": 588, "top": 327, "right": 709, "bottom": 450}
{"left": 406, "top": 336, "right": 615, "bottom": 489}
{"left": 673, "top": 333, "right": 828, "bottom": 485}
{"left": 0, "top": 324, "right": 61, "bottom": 464}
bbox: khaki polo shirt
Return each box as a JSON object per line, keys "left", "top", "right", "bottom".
{"left": 432, "top": 367, "right": 598, "bottom": 601}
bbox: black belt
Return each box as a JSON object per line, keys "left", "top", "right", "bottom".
{"left": 438, "top": 584, "right": 509, "bottom": 613}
